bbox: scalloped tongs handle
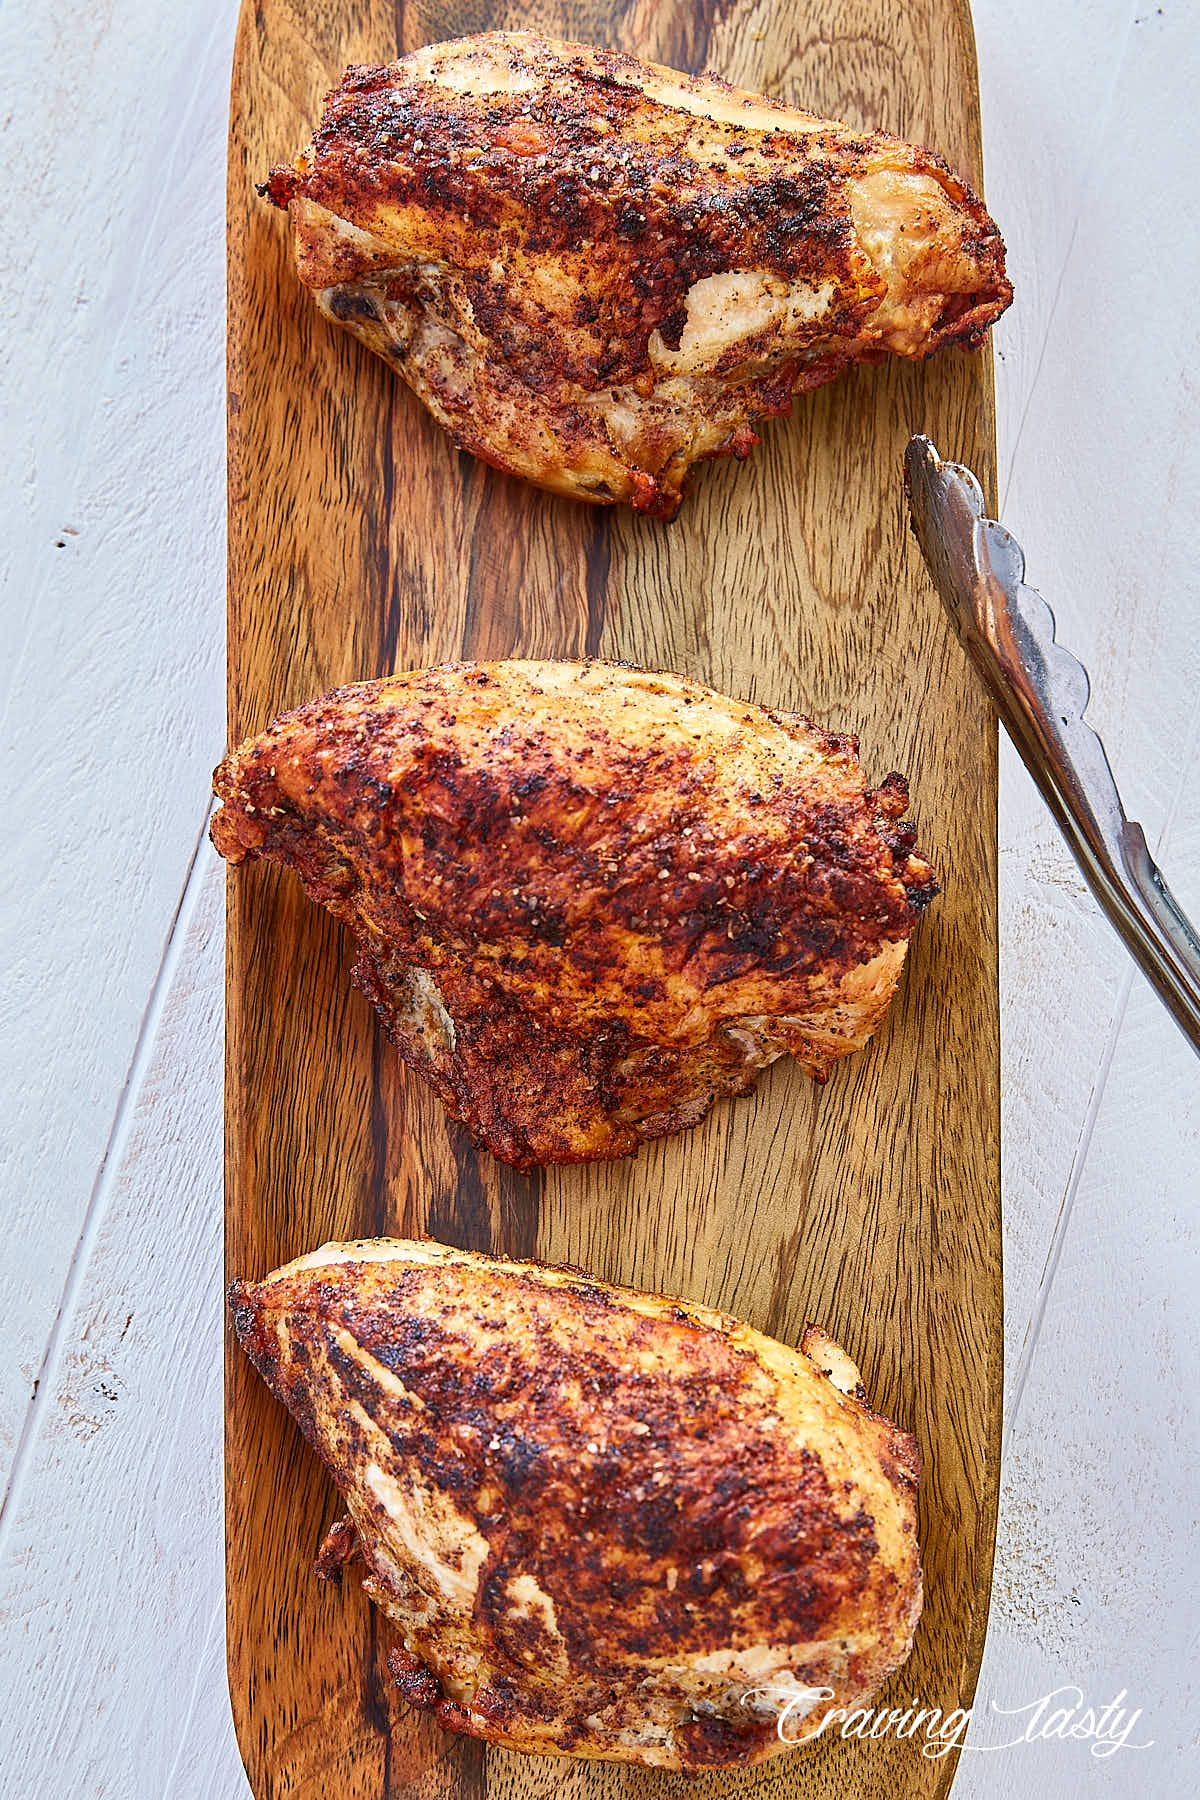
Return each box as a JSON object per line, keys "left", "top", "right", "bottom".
{"left": 905, "top": 434, "right": 1200, "bottom": 1054}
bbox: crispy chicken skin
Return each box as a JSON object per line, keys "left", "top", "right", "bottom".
{"left": 229, "top": 1238, "right": 923, "bottom": 1771}
{"left": 211, "top": 660, "right": 937, "bottom": 1168}
{"left": 262, "top": 31, "right": 1012, "bottom": 516}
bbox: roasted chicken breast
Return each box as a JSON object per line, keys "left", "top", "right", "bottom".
{"left": 262, "top": 30, "right": 1012, "bottom": 516}
{"left": 211, "top": 660, "right": 937, "bottom": 1168}
{"left": 230, "top": 1238, "right": 923, "bottom": 1771}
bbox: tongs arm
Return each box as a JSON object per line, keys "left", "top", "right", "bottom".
{"left": 905, "top": 434, "right": 1200, "bottom": 1054}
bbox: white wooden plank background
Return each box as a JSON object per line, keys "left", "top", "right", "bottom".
{"left": 0, "top": 2, "right": 1196, "bottom": 1794}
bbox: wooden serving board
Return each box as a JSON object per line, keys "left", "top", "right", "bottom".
{"left": 226, "top": 3, "right": 1002, "bottom": 1796}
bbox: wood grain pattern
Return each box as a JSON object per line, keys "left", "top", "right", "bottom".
{"left": 225, "top": 3, "right": 1001, "bottom": 1797}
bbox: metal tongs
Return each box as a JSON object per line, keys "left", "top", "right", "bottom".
{"left": 905, "top": 435, "right": 1200, "bottom": 1054}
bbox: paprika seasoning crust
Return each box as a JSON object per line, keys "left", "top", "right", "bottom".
{"left": 261, "top": 31, "right": 1011, "bottom": 515}
{"left": 211, "top": 659, "right": 938, "bottom": 1167}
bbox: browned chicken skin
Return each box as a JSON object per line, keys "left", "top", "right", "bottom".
{"left": 229, "top": 1238, "right": 923, "bottom": 1771}
{"left": 212, "top": 660, "right": 937, "bottom": 1168}
{"left": 262, "top": 31, "right": 1012, "bottom": 516}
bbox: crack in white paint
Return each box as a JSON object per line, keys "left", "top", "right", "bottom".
{"left": 0, "top": 804, "right": 217, "bottom": 1548}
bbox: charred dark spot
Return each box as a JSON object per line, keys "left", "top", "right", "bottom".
{"left": 386, "top": 1647, "right": 444, "bottom": 1710}
{"left": 675, "top": 1710, "right": 771, "bottom": 1768}
{"left": 327, "top": 287, "right": 381, "bottom": 322}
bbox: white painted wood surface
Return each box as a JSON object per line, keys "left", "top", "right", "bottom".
{"left": 0, "top": 2, "right": 1195, "bottom": 1793}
